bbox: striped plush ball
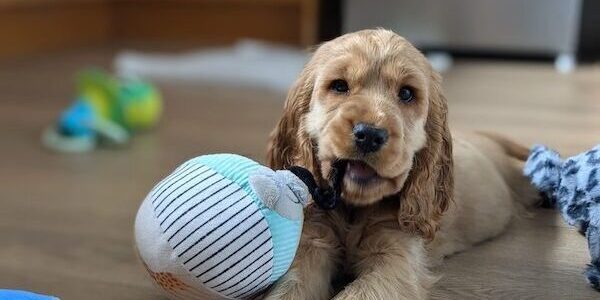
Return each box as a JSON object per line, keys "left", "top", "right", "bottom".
{"left": 135, "top": 154, "right": 309, "bottom": 300}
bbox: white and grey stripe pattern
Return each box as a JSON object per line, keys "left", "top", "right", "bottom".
{"left": 150, "top": 162, "right": 274, "bottom": 299}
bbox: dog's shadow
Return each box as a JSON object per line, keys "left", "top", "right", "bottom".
{"left": 429, "top": 203, "right": 596, "bottom": 299}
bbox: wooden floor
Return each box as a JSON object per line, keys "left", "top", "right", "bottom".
{"left": 1, "top": 49, "right": 600, "bottom": 300}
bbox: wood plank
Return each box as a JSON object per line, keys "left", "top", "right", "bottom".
{"left": 0, "top": 0, "right": 301, "bottom": 9}
{"left": 0, "top": 1, "right": 112, "bottom": 59}
{"left": 0, "top": 0, "right": 317, "bottom": 59}
{"left": 112, "top": 0, "right": 303, "bottom": 46}
{"left": 299, "top": 0, "right": 319, "bottom": 46}
{"left": 0, "top": 0, "right": 107, "bottom": 9}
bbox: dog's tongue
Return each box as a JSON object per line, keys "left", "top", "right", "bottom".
{"left": 346, "top": 160, "right": 377, "bottom": 180}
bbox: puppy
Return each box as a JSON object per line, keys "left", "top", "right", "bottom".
{"left": 264, "top": 29, "right": 537, "bottom": 300}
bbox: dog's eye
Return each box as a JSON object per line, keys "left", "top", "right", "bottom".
{"left": 329, "top": 79, "right": 349, "bottom": 93}
{"left": 398, "top": 86, "right": 414, "bottom": 103}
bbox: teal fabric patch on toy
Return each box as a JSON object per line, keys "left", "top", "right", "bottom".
{"left": 263, "top": 211, "right": 302, "bottom": 283}
{"left": 193, "top": 154, "right": 261, "bottom": 203}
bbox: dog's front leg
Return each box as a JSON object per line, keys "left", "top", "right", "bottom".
{"left": 333, "top": 228, "right": 436, "bottom": 300}
{"left": 263, "top": 207, "right": 342, "bottom": 300}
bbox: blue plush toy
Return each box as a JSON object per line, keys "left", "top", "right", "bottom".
{"left": 0, "top": 290, "right": 58, "bottom": 300}
{"left": 524, "top": 144, "right": 600, "bottom": 290}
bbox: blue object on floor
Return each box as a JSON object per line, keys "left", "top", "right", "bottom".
{"left": 0, "top": 290, "right": 59, "bottom": 300}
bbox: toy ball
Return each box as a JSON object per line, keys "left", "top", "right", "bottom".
{"left": 114, "top": 79, "right": 162, "bottom": 131}
{"left": 135, "top": 154, "right": 309, "bottom": 300}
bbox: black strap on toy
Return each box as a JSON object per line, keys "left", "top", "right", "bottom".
{"left": 287, "top": 160, "right": 347, "bottom": 210}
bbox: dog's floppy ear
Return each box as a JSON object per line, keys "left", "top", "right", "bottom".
{"left": 397, "top": 71, "right": 453, "bottom": 241}
{"left": 267, "top": 59, "right": 321, "bottom": 179}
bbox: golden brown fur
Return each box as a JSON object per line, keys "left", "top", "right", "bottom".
{"left": 265, "top": 29, "right": 537, "bottom": 299}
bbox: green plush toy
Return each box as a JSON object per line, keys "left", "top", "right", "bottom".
{"left": 42, "top": 70, "right": 162, "bottom": 153}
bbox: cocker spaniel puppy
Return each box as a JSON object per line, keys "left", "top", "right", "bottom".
{"left": 264, "top": 29, "right": 538, "bottom": 300}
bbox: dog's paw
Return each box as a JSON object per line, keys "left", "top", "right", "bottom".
{"left": 585, "top": 264, "right": 600, "bottom": 291}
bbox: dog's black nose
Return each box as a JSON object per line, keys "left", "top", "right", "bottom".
{"left": 353, "top": 123, "right": 388, "bottom": 153}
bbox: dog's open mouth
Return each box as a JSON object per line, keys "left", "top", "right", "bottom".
{"left": 344, "top": 160, "right": 380, "bottom": 184}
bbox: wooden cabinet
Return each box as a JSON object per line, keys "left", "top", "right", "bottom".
{"left": 0, "top": 0, "right": 319, "bottom": 59}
